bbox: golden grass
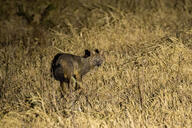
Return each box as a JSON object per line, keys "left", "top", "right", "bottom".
{"left": 0, "top": 1, "right": 192, "bottom": 128}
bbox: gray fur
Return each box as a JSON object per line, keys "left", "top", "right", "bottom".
{"left": 51, "top": 49, "right": 103, "bottom": 92}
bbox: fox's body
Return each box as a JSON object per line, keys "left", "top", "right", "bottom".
{"left": 51, "top": 49, "right": 103, "bottom": 93}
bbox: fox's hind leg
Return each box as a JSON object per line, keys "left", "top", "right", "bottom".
{"left": 60, "top": 81, "right": 67, "bottom": 97}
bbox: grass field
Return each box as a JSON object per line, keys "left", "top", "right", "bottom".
{"left": 0, "top": 0, "right": 192, "bottom": 127}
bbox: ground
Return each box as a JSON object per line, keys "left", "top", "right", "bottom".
{"left": 0, "top": 0, "right": 192, "bottom": 128}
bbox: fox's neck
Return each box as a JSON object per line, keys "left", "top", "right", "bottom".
{"left": 80, "top": 58, "right": 93, "bottom": 76}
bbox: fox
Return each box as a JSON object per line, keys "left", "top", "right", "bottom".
{"left": 51, "top": 49, "right": 103, "bottom": 93}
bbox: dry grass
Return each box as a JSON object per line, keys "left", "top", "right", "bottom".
{"left": 0, "top": 0, "right": 192, "bottom": 128}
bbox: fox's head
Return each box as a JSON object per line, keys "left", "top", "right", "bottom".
{"left": 85, "top": 49, "right": 104, "bottom": 67}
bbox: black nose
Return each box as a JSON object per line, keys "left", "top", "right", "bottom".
{"left": 97, "top": 63, "right": 101, "bottom": 66}
{"left": 96, "top": 61, "right": 103, "bottom": 66}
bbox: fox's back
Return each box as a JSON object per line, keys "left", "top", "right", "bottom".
{"left": 51, "top": 53, "right": 82, "bottom": 81}
{"left": 56, "top": 53, "right": 81, "bottom": 65}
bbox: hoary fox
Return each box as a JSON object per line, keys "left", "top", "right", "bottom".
{"left": 51, "top": 49, "right": 103, "bottom": 93}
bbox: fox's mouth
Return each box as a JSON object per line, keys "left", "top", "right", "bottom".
{"left": 96, "top": 62, "right": 102, "bottom": 66}
{"left": 97, "top": 64, "right": 101, "bottom": 66}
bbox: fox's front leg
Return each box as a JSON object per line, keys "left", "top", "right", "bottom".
{"left": 69, "top": 76, "right": 77, "bottom": 91}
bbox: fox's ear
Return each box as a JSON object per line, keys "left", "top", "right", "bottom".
{"left": 95, "top": 49, "right": 100, "bottom": 54}
{"left": 83, "top": 49, "right": 91, "bottom": 58}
